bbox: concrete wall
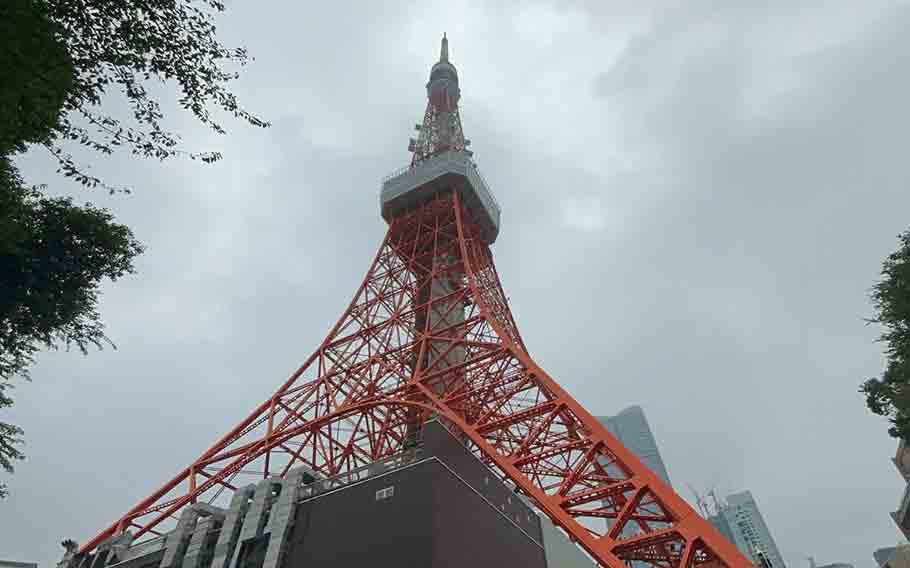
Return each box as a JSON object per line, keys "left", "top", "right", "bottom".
{"left": 284, "top": 458, "right": 546, "bottom": 568}
{"left": 422, "top": 420, "right": 543, "bottom": 545}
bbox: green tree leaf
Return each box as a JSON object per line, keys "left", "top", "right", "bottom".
{"left": 0, "top": 158, "right": 143, "bottom": 493}
{"left": 861, "top": 230, "right": 910, "bottom": 439}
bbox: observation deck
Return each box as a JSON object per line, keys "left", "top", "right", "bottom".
{"left": 380, "top": 150, "right": 501, "bottom": 244}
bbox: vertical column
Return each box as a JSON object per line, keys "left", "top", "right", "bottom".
{"left": 425, "top": 249, "right": 468, "bottom": 441}
{"left": 426, "top": 252, "right": 467, "bottom": 392}
{"left": 261, "top": 468, "right": 309, "bottom": 568}
{"left": 227, "top": 479, "right": 281, "bottom": 568}
{"left": 211, "top": 485, "right": 255, "bottom": 568}
{"left": 76, "top": 552, "right": 95, "bottom": 568}
{"left": 87, "top": 549, "right": 110, "bottom": 568}
{"left": 181, "top": 516, "right": 216, "bottom": 568}
{"left": 160, "top": 508, "right": 200, "bottom": 568}
{"left": 406, "top": 208, "right": 469, "bottom": 445}
{"left": 106, "top": 533, "right": 135, "bottom": 565}
{"left": 174, "top": 503, "right": 226, "bottom": 568}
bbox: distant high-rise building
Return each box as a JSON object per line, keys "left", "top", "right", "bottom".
{"left": 599, "top": 405, "right": 672, "bottom": 486}
{"left": 597, "top": 405, "right": 673, "bottom": 565}
{"left": 533, "top": 406, "right": 674, "bottom": 567}
{"left": 708, "top": 490, "right": 787, "bottom": 568}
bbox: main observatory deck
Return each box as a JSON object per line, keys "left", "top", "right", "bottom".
{"left": 380, "top": 150, "right": 501, "bottom": 244}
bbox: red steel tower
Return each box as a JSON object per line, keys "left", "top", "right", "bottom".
{"left": 73, "top": 36, "right": 750, "bottom": 568}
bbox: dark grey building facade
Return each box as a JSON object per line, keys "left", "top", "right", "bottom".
{"left": 284, "top": 422, "right": 547, "bottom": 568}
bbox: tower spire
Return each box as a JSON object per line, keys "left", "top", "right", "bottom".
{"left": 408, "top": 35, "right": 466, "bottom": 166}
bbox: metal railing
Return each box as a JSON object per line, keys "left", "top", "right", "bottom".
{"left": 381, "top": 163, "right": 412, "bottom": 184}
{"left": 379, "top": 151, "right": 500, "bottom": 213}
{"left": 297, "top": 447, "right": 424, "bottom": 502}
{"left": 469, "top": 161, "right": 499, "bottom": 210}
{"left": 468, "top": 161, "right": 500, "bottom": 212}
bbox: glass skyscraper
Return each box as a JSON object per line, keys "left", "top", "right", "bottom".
{"left": 599, "top": 405, "right": 672, "bottom": 486}
{"left": 708, "top": 490, "right": 787, "bottom": 568}
{"left": 596, "top": 405, "right": 672, "bottom": 550}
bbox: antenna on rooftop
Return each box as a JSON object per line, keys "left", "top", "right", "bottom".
{"left": 687, "top": 484, "right": 711, "bottom": 518}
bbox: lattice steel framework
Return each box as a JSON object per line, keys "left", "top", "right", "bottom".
{"left": 78, "top": 37, "right": 751, "bottom": 568}
{"left": 409, "top": 96, "right": 467, "bottom": 166}
{"left": 80, "top": 191, "right": 748, "bottom": 567}
{"left": 409, "top": 33, "right": 469, "bottom": 166}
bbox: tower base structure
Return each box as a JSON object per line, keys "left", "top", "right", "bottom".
{"left": 58, "top": 421, "right": 596, "bottom": 568}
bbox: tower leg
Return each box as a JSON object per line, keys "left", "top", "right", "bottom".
{"left": 75, "top": 192, "right": 750, "bottom": 568}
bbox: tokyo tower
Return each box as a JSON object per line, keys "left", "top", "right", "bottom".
{"left": 64, "top": 36, "right": 750, "bottom": 568}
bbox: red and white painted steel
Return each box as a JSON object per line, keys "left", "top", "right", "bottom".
{"left": 79, "top": 37, "right": 751, "bottom": 568}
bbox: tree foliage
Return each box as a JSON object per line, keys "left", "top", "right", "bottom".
{"left": 0, "top": 0, "right": 74, "bottom": 154}
{"left": 0, "top": 0, "right": 262, "bottom": 495}
{"left": 4, "top": 0, "right": 268, "bottom": 191}
{"left": 861, "top": 230, "right": 910, "bottom": 439}
{"left": 0, "top": 160, "right": 144, "bottom": 381}
{"left": 0, "top": 382, "right": 24, "bottom": 499}
{"left": 0, "top": 158, "right": 143, "bottom": 493}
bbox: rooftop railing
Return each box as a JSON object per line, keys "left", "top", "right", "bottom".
{"left": 379, "top": 151, "right": 500, "bottom": 213}
{"left": 297, "top": 446, "right": 424, "bottom": 502}
{"left": 381, "top": 163, "right": 412, "bottom": 184}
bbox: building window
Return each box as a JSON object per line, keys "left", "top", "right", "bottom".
{"left": 375, "top": 486, "right": 395, "bottom": 501}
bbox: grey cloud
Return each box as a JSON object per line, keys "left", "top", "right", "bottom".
{"left": 2, "top": 2, "right": 909, "bottom": 566}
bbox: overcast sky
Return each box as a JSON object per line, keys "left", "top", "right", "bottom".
{"left": 3, "top": 1, "right": 910, "bottom": 566}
